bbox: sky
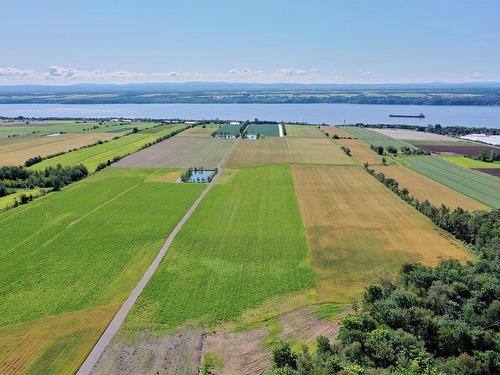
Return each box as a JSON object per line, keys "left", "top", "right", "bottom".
{"left": 1, "top": 0, "right": 499, "bottom": 85}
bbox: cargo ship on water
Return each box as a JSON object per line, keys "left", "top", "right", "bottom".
{"left": 389, "top": 113, "right": 425, "bottom": 118}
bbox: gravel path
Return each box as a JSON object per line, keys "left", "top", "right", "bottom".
{"left": 77, "top": 141, "right": 237, "bottom": 375}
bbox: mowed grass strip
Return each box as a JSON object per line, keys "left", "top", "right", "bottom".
{"left": 225, "top": 138, "right": 355, "bottom": 168}
{"left": 0, "top": 168, "right": 204, "bottom": 374}
{"left": 0, "top": 133, "right": 118, "bottom": 166}
{"left": 28, "top": 125, "right": 185, "bottom": 172}
{"left": 400, "top": 155, "right": 500, "bottom": 208}
{"left": 371, "top": 164, "right": 489, "bottom": 211}
{"left": 343, "top": 126, "right": 412, "bottom": 148}
{"left": 114, "top": 136, "right": 233, "bottom": 169}
{"left": 126, "top": 165, "right": 314, "bottom": 331}
{"left": 291, "top": 165, "right": 470, "bottom": 303}
{"left": 285, "top": 125, "right": 324, "bottom": 138}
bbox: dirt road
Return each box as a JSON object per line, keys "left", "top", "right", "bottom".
{"left": 77, "top": 140, "right": 237, "bottom": 375}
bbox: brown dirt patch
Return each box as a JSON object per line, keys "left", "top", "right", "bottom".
{"left": 472, "top": 168, "right": 500, "bottom": 178}
{"left": 414, "top": 144, "right": 499, "bottom": 156}
{"left": 91, "top": 328, "right": 204, "bottom": 375}
{"left": 319, "top": 126, "right": 353, "bottom": 138}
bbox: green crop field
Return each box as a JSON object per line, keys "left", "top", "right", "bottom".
{"left": 0, "top": 120, "right": 154, "bottom": 139}
{"left": 245, "top": 123, "right": 280, "bottom": 137}
{"left": 343, "top": 126, "right": 412, "bottom": 149}
{"left": 285, "top": 124, "right": 323, "bottom": 138}
{"left": 399, "top": 155, "right": 500, "bottom": 208}
{"left": 126, "top": 165, "right": 314, "bottom": 331}
{"left": 0, "top": 167, "right": 204, "bottom": 374}
{"left": 214, "top": 124, "right": 241, "bottom": 136}
{"left": 29, "top": 124, "right": 185, "bottom": 172}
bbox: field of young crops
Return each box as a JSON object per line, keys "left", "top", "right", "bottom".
{"left": 343, "top": 126, "right": 412, "bottom": 149}
{"left": 441, "top": 155, "right": 500, "bottom": 169}
{"left": 285, "top": 124, "right": 323, "bottom": 138}
{"left": 399, "top": 155, "right": 500, "bottom": 208}
{"left": 29, "top": 124, "right": 185, "bottom": 172}
{"left": 245, "top": 123, "right": 280, "bottom": 137}
{"left": 0, "top": 168, "right": 204, "bottom": 374}
{"left": 125, "top": 165, "right": 313, "bottom": 331}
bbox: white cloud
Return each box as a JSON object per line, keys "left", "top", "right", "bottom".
{"left": 273, "top": 68, "right": 310, "bottom": 76}
{"left": 0, "top": 67, "right": 36, "bottom": 79}
{"left": 360, "top": 70, "right": 372, "bottom": 77}
{"left": 469, "top": 72, "right": 482, "bottom": 80}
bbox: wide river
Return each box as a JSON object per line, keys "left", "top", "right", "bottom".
{"left": 1, "top": 103, "right": 500, "bottom": 128}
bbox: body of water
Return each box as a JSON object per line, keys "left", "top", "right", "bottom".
{"left": 1, "top": 103, "right": 500, "bottom": 128}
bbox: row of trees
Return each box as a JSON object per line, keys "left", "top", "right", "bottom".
{"left": 369, "top": 144, "right": 429, "bottom": 156}
{"left": 472, "top": 150, "right": 500, "bottom": 163}
{"left": 0, "top": 164, "right": 88, "bottom": 193}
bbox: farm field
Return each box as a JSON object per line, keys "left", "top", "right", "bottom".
{"left": 178, "top": 125, "right": 217, "bottom": 138}
{"left": 336, "top": 138, "right": 384, "bottom": 165}
{"left": 343, "top": 126, "right": 412, "bottom": 148}
{"left": 245, "top": 123, "right": 280, "bottom": 137}
{"left": 319, "top": 126, "right": 353, "bottom": 138}
{"left": 399, "top": 155, "right": 500, "bottom": 208}
{"left": 441, "top": 155, "right": 500, "bottom": 169}
{"left": 0, "top": 120, "right": 154, "bottom": 139}
{"left": 413, "top": 143, "right": 499, "bottom": 156}
{"left": 125, "top": 165, "right": 313, "bottom": 331}
{"left": 0, "top": 133, "right": 118, "bottom": 166}
{"left": 291, "top": 165, "right": 471, "bottom": 302}
{"left": 114, "top": 136, "right": 233, "bottom": 169}
{"left": 472, "top": 168, "right": 500, "bottom": 178}
{"left": 29, "top": 124, "right": 185, "bottom": 172}
{"left": 0, "top": 167, "right": 204, "bottom": 374}
{"left": 214, "top": 124, "right": 241, "bottom": 136}
{"left": 0, "top": 188, "right": 47, "bottom": 211}
{"left": 370, "top": 128, "right": 459, "bottom": 142}
{"left": 225, "top": 138, "right": 355, "bottom": 168}
{"left": 371, "top": 164, "right": 489, "bottom": 210}
{"left": 285, "top": 124, "right": 323, "bottom": 138}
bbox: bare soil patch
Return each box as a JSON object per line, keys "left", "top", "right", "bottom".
{"left": 91, "top": 328, "right": 204, "bottom": 375}
{"left": 472, "top": 168, "right": 500, "bottom": 178}
{"left": 371, "top": 128, "right": 458, "bottom": 141}
{"left": 114, "top": 137, "right": 233, "bottom": 169}
{"left": 414, "top": 144, "right": 499, "bottom": 156}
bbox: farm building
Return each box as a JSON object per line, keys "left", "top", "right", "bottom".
{"left": 246, "top": 133, "right": 259, "bottom": 140}
{"left": 213, "top": 124, "right": 241, "bottom": 140}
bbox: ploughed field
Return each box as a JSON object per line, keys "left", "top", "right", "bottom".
{"left": 114, "top": 136, "right": 233, "bottom": 169}
{"left": 0, "top": 168, "right": 204, "bottom": 374}
{"left": 413, "top": 143, "right": 499, "bottom": 156}
{"left": 342, "top": 126, "right": 412, "bottom": 149}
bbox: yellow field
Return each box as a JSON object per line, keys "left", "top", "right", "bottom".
{"left": 291, "top": 165, "right": 471, "bottom": 303}
{"left": 336, "top": 138, "right": 384, "bottom": 165}
{"left": 372, "top": 164, "right": 489, "bottom": 211}
{"left": 0, "top": 305, "right": 116, "bottom": 375}
{"left": 319, "top": 126, "right": 353, "bottom": 138}
{"left": 0, "top": 133, "right": 118, "bottom": 166}
{"left": 225, "top": 138, "right": 355, "bottom": 168}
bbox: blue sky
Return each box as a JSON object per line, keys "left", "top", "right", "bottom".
{"left": 1, "top": 0, "right": 499, "bottom": 84}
